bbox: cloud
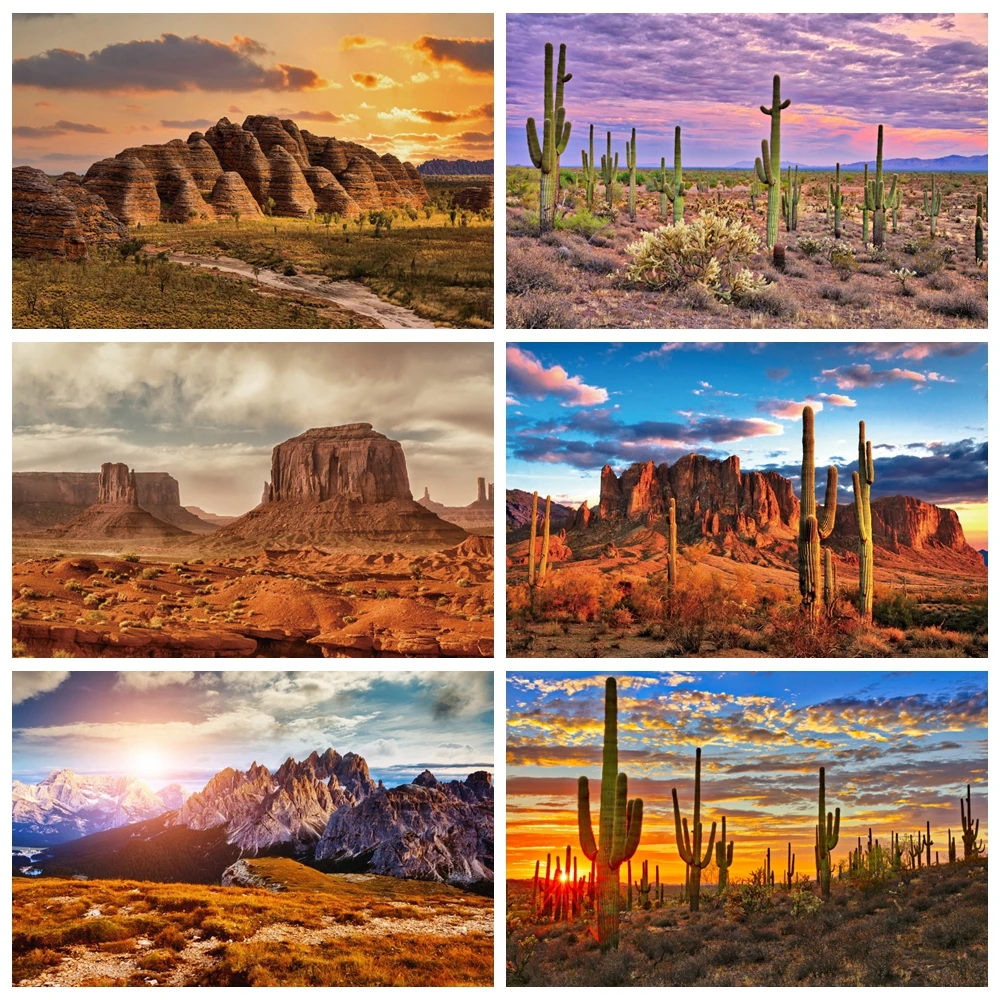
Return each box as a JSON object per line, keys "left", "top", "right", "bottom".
{"left": 847, "top": 343, "right": 982, "bottom": 362}
{"left": 818, "top": 364, "right": 928, "bottom": 390}
{"left": 13, "top": 120, "right": 109, "bottom": 137}
{"left": 351, "top": 72, "right": 400, "bottom": 90}
{"left": 765, "top": 367, "right": 791, "bottom": 381}
{"left": 808, "top": 392, "right": 857, "bottom": 407}
{"left": 13, "top": 34, "right": 327, "bottom": 92}
{"left": 414, "top": 36, "right": 493, "bottom": 75}
{"left": 758, "top": 398, "right": 820, "bottom": 419}
{"left": 13, "top": 672, "right": 70, "bottom": 705}
{"left": 285, "top": 110, "right": 358, "bottom": 124}
{"left": 341, "top": 35, "right": 386, "bottom": 51}
{"left": 377, "top": 102, "right": 493, "bottom": 124}
{"left": 159, "top": 118, "right": 214, "bottom": 129}
{"left": 634, "top": 343, "right": 724, "bottom": 362}
{"left": 114, "top": 672, "right": 195, "bottom": 692}
{"left": 507, "top": 347, "right": 609, "bottom": 407}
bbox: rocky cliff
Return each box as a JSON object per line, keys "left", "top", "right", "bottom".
{"left": 12, "top": 769, "right": 187, "bottom": 844}
{"left": 170, "top": 749, "right": 376, "bottom": 852}
{"left": 212, "top": 424, "right": 467, "bottom": 551}
{"left": 574, "top": 452, "right": 982, "bottom": 568}
{"left": 505, "top": 489, "right": 574, "bottom": 531}
{"left": 417, "top": 479, "right": 495, "bottom": 532}
{"left": 13, "top": 471, "right": 218, "bottom": 533}
{"left": 315, "top": 769, "right": 493, "bottom": 887}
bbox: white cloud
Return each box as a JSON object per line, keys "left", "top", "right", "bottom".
{"left": 13, "top": 671, "right": 70, "bottom": 705}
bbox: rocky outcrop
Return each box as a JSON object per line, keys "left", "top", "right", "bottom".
{"left": 315, "top": 770, "right": 493, "bottom": 887}
{"left": 163, "top": 178, "right": 215, "bottom": 223}
{"left": 453, "top": 186, "right": 492, "bottom": 212}
{"left": 171, "top": 748, "right": 376, "bottom": 852}
{"left": 243, "top": 115, "right": 309, "bottom": 167}
{"left": 505, "top": 489, "right": 574, "bottom": 530}
{"left": 121, "top": 143, "right": 192, "bottom": 209}
{"left": 203, "top": 118, "right": 272, "bottom": 204}
{"left": 83, "top": 155, "right": 161, "bottom": 226}
{"left": 266, "top": 424, "right": 411, "bottom": 504}
{"left": 50, "top": 174, "right": 128, "bottom": 246}
{"left": 12, "top": 769, "right": 185, "bottom": 844}
{"left": 266, "top": 145, "right": 316, "bottom": 217}
{"left": 315, "top": 137, "right": 350, "bottom": 175}
{"left": 303, "top": 167, "right": 359, "bottom": 218}
{"left": 221, "top": 858, "right": 287, "bottom": 892}
{"left": 570, "top": 502, "right": 591, "bottom": 530}
{"left": 417, "top": 479, "right": 495, "bottom": 532}
{"left": 338, "top": 156, "right": 382, "bottom": 211}
{"left": 98, "top": 462, "right": 138, "bottom": 505}
{"left": 13, "top": 167, "right": 89, "bottom": 260}
{"left": 184, "top": 138, "right": 224, "bottom": 195}
{"left": 210, "top": 171, "right": 263, "bottom": 220}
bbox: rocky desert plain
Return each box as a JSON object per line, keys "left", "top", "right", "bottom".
{"left": 13, "top": 425, "right": 494, "bottom": 658}
{"left": 13, "top": 671, "right": 495, "bottom": 986}
{"left": 12, "top": 14, "right": 494, "bottom": 328}
{"left": 506, "top": 14, "right": 987, "bottom": 329}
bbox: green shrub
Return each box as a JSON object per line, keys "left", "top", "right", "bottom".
{"left": 873, "top": 590, "right": 918, "bottom": 628}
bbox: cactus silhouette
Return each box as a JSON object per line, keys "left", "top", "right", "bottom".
{"left": 715, "top": 815, "right": 734, "bottom": 891}
{"left": 526, "top": 42, "right": 571, "bottom": 232}
{"left": 960, "top": 784, "right": 982, "bottom": 859}
{"left": 798, "top": 406, "right": 838, "bottom": 620}
{"left": 755, "top": 74, "right": 790, "bottom": 248}
{"left": 581, "top": 124, "right": 597, "bottom": 213}
{"left": 578, "top": 677, "right": 643, "bottom": 950}
{"left": 852, "top": 421, "right": 875, "bottom": 623}
{"left": 864, "top": 125, "right": 897, "bottom": 249}
{"left": 829, "top": 162, "right": 844, "bottom": 238}
{"left": 924, "top": 173, "right": 941, "bottom": 238}
{"left": 672, "top": 747, "right": 717, "bottom": 912}
{"left": 816, "top": 766, "right": 840, "bottom": 899}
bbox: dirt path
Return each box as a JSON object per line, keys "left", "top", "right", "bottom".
{"left": 161, "top": 251, "right": 435, "bottom": 329}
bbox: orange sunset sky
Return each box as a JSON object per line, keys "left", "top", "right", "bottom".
{"left": 13, "top": 13, "right": 493, "bottom": 175}
{"left": 507, "top": 672, "right": 987, "bottom": 886}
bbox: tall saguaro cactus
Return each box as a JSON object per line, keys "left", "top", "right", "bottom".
{"left": 816, "top": 766, "right": 841, "bottom": 899}
{"left": 976, "top": 192, "right": 985, "bottom": 264}
{"left": 539, "top": 495, "right": 552, "bottom": 580}
{"left": 862, "top": 164, "right": 870, "bottom": 243}
{"left": 755, "top": 74, "right": 790, "bottom": 248}
{"left": 853, "top": 421, "right": 875, "bottom": 624}
{"left": 798, "top": 406, "right": 838, "bottom": 620}
{"left": 823, "top": 548, "right": 838, "bottom": 613}
{"left": 527, "top": 491, "right": 538, "bottom": 586}
{"left": 830, "top": 162, "right": 844, "bottom": 238}
{"left": 715, "top": 815, "right": 734, "bottom": 892}
{"left": 864, "top": 124, "right": 897, "bottom": 249}
{"left": 581, "top": 124, "right": 597, "bottom": 212}
{"left": 782, "top": 164, "right": 800, "bottom": 231}
{"left": 578, "top": 678, "right": 643, "bottom": 950}
{"left": 647, "top": 156, "right": 670, "bottom": 219}
{"left": 672, "top": 747, "right": 717, "bottom": 913}
{"left": 525, "top": 42, "right": 572, "bottom": 232}
{"left": 960, "top": 784, "right": 982, "bottom": 859}
{"left": 600, "top": 131, "right": 617, "bottom": 211}
{"left": 662, "top": 126, "right": 685, "bottom": 225}
{"left": 924, "top": 173, "right": 941, "bottom": 237}
{"left": 625, "top": 128, "right": 637, "bottom": 222}
{"left": 667, "top": 497, "right": 677, "bottom": 593}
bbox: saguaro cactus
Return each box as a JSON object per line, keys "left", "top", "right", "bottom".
{"left": 667, "top": 497, "right": 677, "bottom": 593}
{"left": 816, "top": 766, "right": 840, "bottom": 899}
{"left": 600, "top": 131, "right": 617, "bottom": 211}
{"left": 661, "top": 125, "right": 685, "bottom": 225}
{"left": 976, "top": 192, "right": 985, "bottom": 264}
{"left": 750, "top": 172, "right": 762, "bottom": 212}
{"left": 823, "top": 548, "right": 837, "bottom": 613}
{"left": 891, "top": 186, "right": 901, "bottom": 233}
{"left": 864, "top": 125, "right": 897, "bottom": 249}
{"left": 578, "top": 678, "right": 643, "bottom": 950}
{"left": 785, "top": 841, "right": 796, "bottom": 888}
{"left": 782, "top": 165, "right": 800, "bottom": 231}
{"left": 830, "top": 162, "right": 844, "bottom": 238}
{"left": 625, "top": 128, "right": 637, "bottom": 222}
{"left": 539, "top": 495, "right": 552, "bottom": 580}
{"left": 755, "top": 74, "right": 790, "bottom": 248}
{"left": 647, "top": 156, "right": 670, "bottom": 219}
{"left": 862, "top": 164, "right": 869, "bottom": 243}
{"left": 672, "top": 747, "right": 717, "bottom": 913}
{"left": 798, "top": 406, "right": 838, "bottom": 620}
{"left": 581, "top": 124, "right": 597, "bottom": 213}
{"left": 637, "top": 859, "right": 651, "bottom": 909}
{"left": 715, "top": 815, "right": 734, "bottom": 892}
{"left": 924, "top": 821, "right": 934, "bottom": 868}
{"left": 852, "top": 421, "right": 875, "bottom": 624}
{"left": 526, "top": 42, "right": 572, "bottom": 232}
{"left": 924, "top": 173, "right": 941, "bottom": 237}
{"left": 960, "top": 784, "right": 982, "bottom": 859}
{"left": 948, "top": 829, "right": 957, "bottom": 864}
{"left": 527, "top": 491, "right": 538, "bottom": 586}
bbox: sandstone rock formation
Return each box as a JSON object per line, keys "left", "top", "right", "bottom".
{"left": 13, "top": 470, "right": 218, "bottom": 533}
{"left": 12, "top": 769, "right": 185, "bottom": 845}
{"left": 505, "top": 488, "right": 574, "bottom": 530}
{"left": 98, "top": 462, "right": 138, "bottom": 505}
{"left": 15, "top": 115, "right": 429, "bottom": 254}
{"left": 171, "top": 748, "right": 377, "bottom": 851}
{"left": 417, "top": 478, "right": 495, "bottom": 532}
{"left": 83, "top": 155, "right": 161, "bottom": 226}
{"left": 209, "top": 171, "right": 263, "bottom": 220}
{"left": 13, "top": 166, "right": 126, "bottom": 259}
{"left": 315, "top": 769, "right": 493, "bottom": 887}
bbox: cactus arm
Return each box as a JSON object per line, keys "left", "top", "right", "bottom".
{"left": 526, "top": 118, "right": 543, "bottom": 168}
{"left": 672, "top": 787, "right": 693, "bottom": 863}
{"left": 700, "top": 821, "right": 717, "bottom": 867}
{"left": 578, "top": 776, "right": 598, "bottom": 861}
{"left": 608, "top": 772, "right": 629, "bottom": 868}
{"left": 818, "top": 465, "right": 838, "bottom": 538}
{"left": 622, "top": 798, "right": 643, "bottom": 861}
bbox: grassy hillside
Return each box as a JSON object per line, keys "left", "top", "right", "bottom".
{"left": 507, "top": 858, "right": 986, "bottom": 986}
{"left": 14, "top": 859, "right": 493, "bottom": 986}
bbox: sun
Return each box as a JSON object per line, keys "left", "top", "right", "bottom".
{"left": 131, "top": 747, "right": 168, "bottom": 786}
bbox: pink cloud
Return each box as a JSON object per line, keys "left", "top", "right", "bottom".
{"left": 506, "top": 346, "right": 609, "bottom": 407}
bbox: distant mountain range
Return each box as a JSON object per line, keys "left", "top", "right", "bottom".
{"left": 12, "top": 751, "right": 494, "bottom": 889}
{"left": 419, "top": 158, "right": 493, "bottom": 175}
{"left": 723, "top": 154, "right": 987, "bottom": 173}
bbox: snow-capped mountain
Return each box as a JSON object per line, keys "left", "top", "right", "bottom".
{"left": 12, "top": 769, "right": 187, "bottom": 844}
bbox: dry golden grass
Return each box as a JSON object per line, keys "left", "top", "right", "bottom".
{"left": 13, "top": 860, "right": 493, "bottom": 987}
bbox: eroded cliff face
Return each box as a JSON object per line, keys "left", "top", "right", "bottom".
{"left": 98, "top": 462, "right": 138, "bottom": 506}
{"left": 265, "top": 424, "right": 412, "bottom": 504}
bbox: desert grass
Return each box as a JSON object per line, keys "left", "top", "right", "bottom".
{"left": 13, "top": 860, "right": 493, "bottom": 987}
{"left": 506, "top": 166, "right": 986, "bottom": 329}
{"left": 506, "top": 859, "right": 987, "bottom": 986}
{"left": 14, "top": 210, "right": 493, "bottom": 329}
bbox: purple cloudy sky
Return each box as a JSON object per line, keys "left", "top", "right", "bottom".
{"left": 506, "top": 13, "right": 987, "bottom": 166}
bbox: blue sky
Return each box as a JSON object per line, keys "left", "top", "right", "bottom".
{"left": 13, "top": 671, "right": 493, "bottom": 792}
{"left": 506, "top": 670, "right": 987, "bottom": 879}
{"left": 506, "top": 342, "right": 988, "bottom": 548}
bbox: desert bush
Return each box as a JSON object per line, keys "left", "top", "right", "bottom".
{"left": 121, "top": 552, "right": 141, "bottom": 563}
{"left": 831, "top": 249, "right": 857, "bottom": 280}
{"left": 555, "top": 209, "right": 609, "bottom": 239}
{"left": 140, "top": 567, "right": 163, "bottom": 580}
{"left": 724, "top": 868, "right": 774, "bottom": 922}
{"left": 507, "top": 292, "right": 573, "bottom": 329}
{"left": 917, "top": 291, "right": 987, "bottom": 320}
{"left": 872, "top": 589, "right": 918, "bottom": 628}
{"left": 923, "top": 271, "right": 955, "bottom": 291}
{"left": 536, "top": 574, "right": 608, "bottom": 623}
{"left": 624, "top": 213, "right": 760, "bottom": 293}
{"left": 819, "top": 284, "right": 871, "bottom": 308}
{"left": 605, "top": 606, "right": 635, "bottom": 629}
{"left": 922, "top": 907, "right": 985, "bottom": 949}
{"left": 795, "top": 236, "right": 823, "bottom": 256}
{"left": 736, "top": 282, "right": 799, "bottom": 317}
{"left": 506, "top": 245, "right": 565, "bottom": 295}
{"left": 911, "top": 249, "right": 944, "bottom": 276}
